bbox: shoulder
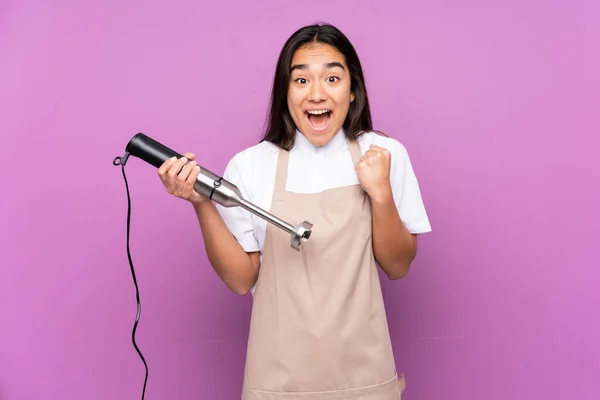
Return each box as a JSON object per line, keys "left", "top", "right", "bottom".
{"left": 222, "top": 140, "right": 279, "bottom": 194}
{"left": 225, "top": 140, "right": 279, "bottom": 172}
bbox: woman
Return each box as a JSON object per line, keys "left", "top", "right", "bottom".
{"left": 158, "top": 23, "right": 431, "bottom": 400}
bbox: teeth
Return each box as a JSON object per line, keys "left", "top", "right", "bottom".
{"left": 307, "top": 110, "right": 330, "bottom": 115}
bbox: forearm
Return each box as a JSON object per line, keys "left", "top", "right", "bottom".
{"left": 371, "top": 189, "right": 417, "bottom": 280}
{"left": 193, "top": 201, "right": 259, "bottom": 295}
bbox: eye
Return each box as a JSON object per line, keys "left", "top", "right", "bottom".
{"left": 328, "top": 76, "right": 340, "bottom": 83}
{"left": 294, "top": 78, "right": 307, "bottom": 84}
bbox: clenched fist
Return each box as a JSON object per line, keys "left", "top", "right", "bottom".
{"left": 157, "top": 152, "right": 206, "bottom": 206}
{"left": 355, "top": 144, "right": 393, "bottom": 203}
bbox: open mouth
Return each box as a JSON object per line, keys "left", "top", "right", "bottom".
{"left": 305, "top": 109, "right": 332, "bottom": 131}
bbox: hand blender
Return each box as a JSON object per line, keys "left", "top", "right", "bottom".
{"left": 114, "top": 133, "right": 313, "bottom": 250}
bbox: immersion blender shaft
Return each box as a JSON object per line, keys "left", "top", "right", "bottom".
{"left": 238, "top": 199, "right": 296, "bottom": 235}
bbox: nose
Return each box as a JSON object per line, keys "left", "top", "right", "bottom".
{"left": 308, "top": 80, "right": 327, "bottom": 102}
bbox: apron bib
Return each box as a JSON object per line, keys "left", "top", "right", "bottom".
{"left": 242, "top": 139, "right": 405, "bottom": 399}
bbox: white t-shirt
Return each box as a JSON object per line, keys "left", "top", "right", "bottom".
{"left": 216, "top": 129, "right": 431, "bottom": 253}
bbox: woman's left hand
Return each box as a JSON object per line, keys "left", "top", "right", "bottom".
{"left": 355, "top": 144, "right": 393, "bottom": 203}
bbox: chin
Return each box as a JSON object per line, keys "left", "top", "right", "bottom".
{"left": 303, "top": 129, "right": 336, "bottom": 146}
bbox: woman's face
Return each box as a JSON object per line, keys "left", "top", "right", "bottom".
{"left": 287, "top": 43, "right": 355, "bottom": 146}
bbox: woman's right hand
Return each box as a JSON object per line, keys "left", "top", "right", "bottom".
{"left": 157, "top": 152, "right": 206, "bottom": 206}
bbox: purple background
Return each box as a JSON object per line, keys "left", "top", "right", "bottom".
{"left": 1, "top": 0, "right": 599, "bottom": 399}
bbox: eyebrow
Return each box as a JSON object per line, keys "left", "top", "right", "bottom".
{"left": 290, "top": 62, "right": 346, "bottom": 72}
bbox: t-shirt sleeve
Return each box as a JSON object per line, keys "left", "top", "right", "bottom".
{"left": 215, "top": 154, "right": 260, "bottom": 252}
{"left": 389, "top": 141, "right": 432, "bottom": 234}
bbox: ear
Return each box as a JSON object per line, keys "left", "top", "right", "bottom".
{"left": 350, "top": 92, "right": 355, "bottom": 102}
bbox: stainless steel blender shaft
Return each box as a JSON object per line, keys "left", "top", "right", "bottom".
{"left": 194, "top": 166, "right": 313, "bottom": 250}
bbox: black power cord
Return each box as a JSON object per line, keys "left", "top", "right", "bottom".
{"left": 113, "top": 152, "right": 149, "bottom": 400}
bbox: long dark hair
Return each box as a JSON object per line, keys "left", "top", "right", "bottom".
{"left": 261, "top": 23, "right": 373, "bottom": 150}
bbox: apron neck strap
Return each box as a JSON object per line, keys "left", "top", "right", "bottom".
{"left": 348, "top": 139, "right": 362, "bottom": 166}
{"left": 274, "top": 148, "right": 290, "bottom": 193}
